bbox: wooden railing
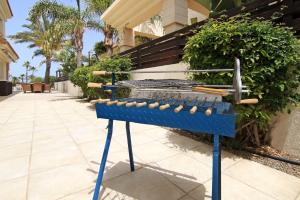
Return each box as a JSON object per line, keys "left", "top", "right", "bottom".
{"left": 120, "top": 0, "right": 300, "bottom": 70}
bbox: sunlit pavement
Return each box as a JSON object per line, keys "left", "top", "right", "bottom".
{"left": 0, "top": 92, "right": 299, "bottom": 200}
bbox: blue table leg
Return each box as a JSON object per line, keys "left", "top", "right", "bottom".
{"left": 126, "top": 121, "right": 135, "bottom": 171}
{"left": 93, "top": 119, "right": 114, "bottom": 200}
{"left": 212, "top": 134, "right": 221, "bottom": 200}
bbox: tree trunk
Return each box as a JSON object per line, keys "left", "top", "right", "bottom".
{"left": 75, "top": 27, "right": 84, "bottom": 68}
{"left": 104, "top": 25, "right": 114, "bottom": 57}
{"left": 44, "top": 57, "right": 51, "bottom": 84}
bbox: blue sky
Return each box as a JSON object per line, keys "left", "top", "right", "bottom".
{"left": 6, "top": 0, "right": 104, "bottom": 78}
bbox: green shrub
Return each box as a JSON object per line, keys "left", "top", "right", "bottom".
{"left": 70, "top": 56, "right": 132, "bottom": 99}
{"left": 184, "top": 15, "right": 300, "bottom": 133}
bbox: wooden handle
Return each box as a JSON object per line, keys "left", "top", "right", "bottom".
{"left": 159, "top": 104, "right": 170, "bottom": 110}
{"left": 126, "top": 101, "right": 137, "bottom": 107}
{"left": 192, "top": 87, "right": 229, "bottom": 96}
{"left": 238, "top": 99, "right": 259, "bottom": 104}
{"left": 87, "top": 82, "right": 102, "bottom": 88}
{"left": 117, "top": 101, "right": 127, "bottom": 106}
{"left": 190, "top": 106, "right": 198, "bottom": 114}
{"left": 136, "top": 102, "right": 147, "bottom": 107}
{"left": 93, "top": 71, "right": 111, "bottom": 76}
{"left": 174, "top": 105, "right": 184, "bottom": 113}
{"left": 149, "top": 102, "right": 159, "bottom": 109}
{"left": 205, "top": 108, "right": 213, "bottom": 116}
{"left": 106, "top": 100, "right": 118, "bottom": 106}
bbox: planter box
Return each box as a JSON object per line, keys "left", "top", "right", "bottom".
{"left": 32, "top": 82, "right": 43, "bottom": 93}
{"left": 21, "top": 84, "right": 32, "bottom": 93}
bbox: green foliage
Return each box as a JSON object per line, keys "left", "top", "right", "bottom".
{"left": 70, "top": 56, "right": 132, "bottom": 99}
{"left": 184, "top": 15, "right": 300, "bottom": 130}
{"left": 94, "top": 41, "right": 106, "bottom": 56}
{"left": 31, "top": 77, "right": 44, "bottom": 83}
{"left": 56, "top": 47, "right": 77, "bottom": 75}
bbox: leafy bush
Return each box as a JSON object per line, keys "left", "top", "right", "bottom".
{"left": 70, "top": 56, "right": 132, "bottom": 99}
{"left": 184, "top": 15, "right": 300, "bottom": 137}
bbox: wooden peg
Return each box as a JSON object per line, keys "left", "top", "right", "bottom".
{"left": 90, "top": 98, "right": 110, "bottom": 104}
{"left": 149, "top": 102, "right": 159, "bottom": 109}
{"left": 87, "top": 82, "right": 102, "bottom": 88}
{"left": 205, "top": 108, "right": 213, "bottom": 116}
{"left": 237, "top": 99, "right": 259, "bottom": 105}
{"left": 192, "top": 86, "right": 229, "bottom": 96}
{"left": 190, "top": 106, "right": 198, "bottom": 114}
{"left": 93, "top": 71, "right": 111, "bottom": 76}
{"left": 174, "top": 105, "right": 184, "bottom": 113}
{"left": 159, "top": 104, "right": 170, "bottom": 110}
{"left": 126, "top": 101, "right": 137, "bottom": 107}
{"left": 117, "top": 101, "right": 127, "bottom": 106}
{"left": 107, "top": 100, "right": 118, "bottom": 106}
{"left": 136, "top": 102, "right": 147, "bottom": 107}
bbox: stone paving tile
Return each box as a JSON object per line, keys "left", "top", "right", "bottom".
{"left": 30, "top": 145, "right": 86, "bottom": 174}
{"left": 224, "top": 159, "right": 300, "bottom": 200}
{"left": 188, "top": 174, "right": 276, "bottom": 200}
{"left": 0, "top": 142, "right": 31, "bottom": 161}
{"left": 102, "top": 167, "right": 185, "bottom": 200}
{"left": 27, "top": 163, "right": 95, "bottom": 200}
{"left": 0, "top": 176, "right": 27, "bottom": 200}
{"left": 57, "top": 187, "right": 94, "bottom": 200}
{"left": 156, "top": 153, "right": 211, "bottom": 192}
{"left": 0, "top": 156, "right": 29, "bottom": 183}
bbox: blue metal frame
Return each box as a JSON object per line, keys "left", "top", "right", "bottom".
{"left": 212, "top": 134, "right": 221, "bottom": 200}
{"left": 126, "top": 121, "right": 135, "bottom": 172}
{"left": 92, "top": 73, "right": 231, "bottom": 200}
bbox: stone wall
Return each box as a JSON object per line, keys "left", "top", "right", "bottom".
{"left": 54, "top": 80, "right": 83, "bottom": 97}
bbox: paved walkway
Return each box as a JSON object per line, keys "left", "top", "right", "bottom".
{"left": 0, "top": 92, "right": 299, "bottom": 200}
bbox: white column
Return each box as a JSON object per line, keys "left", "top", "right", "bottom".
{"left": 0, "top": 61, "right": 6, "bottom": 81}
{"left": 118, "top": 27, "right": 135, "bottom": 52}
{"left": 161, "top": 0, "right": 188, "bottom": 34}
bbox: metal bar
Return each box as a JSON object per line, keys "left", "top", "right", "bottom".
{"left": 111, "top": 73, "right": 116, "bottom": 100}
{"left": 212, "top": 134, "right": 221, "bottom": 200}
{"left": 93, "top": 119, "right": 114, "bottom": 200}
{"left": 105, "top": 69, "right": 234, "bottom": 74}
{"left": 126, "top": 121, "right": 135, "bottom": 172}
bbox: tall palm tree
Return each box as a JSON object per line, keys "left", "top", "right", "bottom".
{"left": 10, "top": 1, "right": 66, "bottom": 83}
{"left": 85, "top": 0, "right": 115, "bottom": 56}
{"left": 19, "top": 74, "right": 25, "bottom": 83}
{"left": 22, "top": 61, "right": 31, "bottom": 83}
{"left": 30, "top": 66, "right": 37, "bottom": 81}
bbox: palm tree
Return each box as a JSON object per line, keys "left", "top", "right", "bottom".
{"left": 19, "top": 74, "right": 25, "bottom": 83}
{"left": 30, "top": 66, "right": 37, "bottom": 81}
{"left": 85, "top": 0, "right": 115, "bottom": 56}
{"left": 22, "top": 61, "right": 32, "bottom": 83}
{"left": 10, "top": 1, "right": 66, "bottom": 83}
{"left": 12, "top": 76, "right": 19, "bottom": 86}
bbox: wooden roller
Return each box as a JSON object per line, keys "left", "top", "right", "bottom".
{"left": 136, "top": 102, "right": 147, "bottom": 107}
{"left": 117, "top": 101, "right": 127, "bottom": 106}
{"left": 192, "top": 86, "right": 229, "bottom": 96}
{"left": 90, "top": 98, "right": 110, "bottom": 104}
{"left": 237, "top": 99, "right": 258, "bottom": 104}
{"left": 106, "top": 100, "right": 118, "bottom": 106}
{"left": 174, "top": 105, "right": 184, "bottom": 113}
{"left": 205, "top": 108, "right": 213, "bottom": 116}
{"left": 149, "top": 102, "right": 159, "bottom": 109}
{"left": 190, "top": 106, "right": 198, "bottom": 114}
{"left": 87, "top": 82, "right": 102, "bottom": 88}
{"left": 159, "top": 104, "right": 170, "bottom": 110}
{"left": 93, "top": 71, "right": 111, "bottom": 76}
{"left": 126, "top": 101, "right": 137, "bottom": 107}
